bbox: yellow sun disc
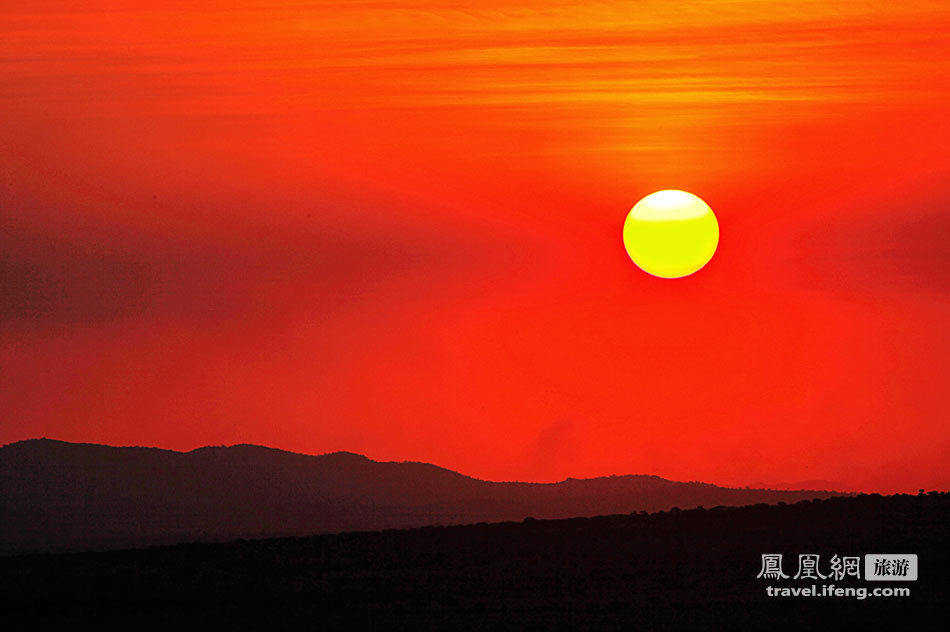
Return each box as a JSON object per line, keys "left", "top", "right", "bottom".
{"left": 622, "top": 190, "right": 719, "bottom": 279}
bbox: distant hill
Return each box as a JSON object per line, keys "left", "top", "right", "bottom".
{"left": 0, "top": 438, "right": 849, "bottom": 554}
{"left": 748, "top": 479, "right": 853, "bottom": 492}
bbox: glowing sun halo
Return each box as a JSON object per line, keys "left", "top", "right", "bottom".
{"left": 622, "top": 190, "right": 719, "bottom": 279}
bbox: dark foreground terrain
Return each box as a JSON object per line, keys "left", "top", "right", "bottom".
{"left": 1, "top": 492, "right": 947, "bottom": 631}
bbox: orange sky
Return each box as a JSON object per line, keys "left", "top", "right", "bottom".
{"left": 2, "top": 1, "right": 949, "bottom": 492}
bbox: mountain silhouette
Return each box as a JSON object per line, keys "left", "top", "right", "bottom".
{"left": 1, "top": 438, "right": 849, "bottom": 554}
{"left": 748, "top": 479, "right": 853, "bottom": 492}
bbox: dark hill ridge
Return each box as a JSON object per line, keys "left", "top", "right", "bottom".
{"left": 1, "top": 492, "right": 946, "bottom": 630}
{"left": 1, "top": 438, "right": 849, "bottom": 554}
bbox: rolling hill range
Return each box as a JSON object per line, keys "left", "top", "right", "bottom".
{"left": 1, "top": 438, "right": 849, "bottom": 554}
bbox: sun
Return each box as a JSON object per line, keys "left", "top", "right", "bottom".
{"left": 622, "top": 190, "right": 719, "bottom": 279}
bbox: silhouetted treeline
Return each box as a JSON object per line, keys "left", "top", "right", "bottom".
{"left": 1, "top": 491, "right": 946, "bottom": 631}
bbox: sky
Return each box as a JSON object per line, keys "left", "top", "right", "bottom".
{"left": 2, "top": 1, "right": 949, "bottom": 492}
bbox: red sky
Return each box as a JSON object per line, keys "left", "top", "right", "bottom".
{"left": 2, "top": 1, "right": 949, "bottom": 492}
